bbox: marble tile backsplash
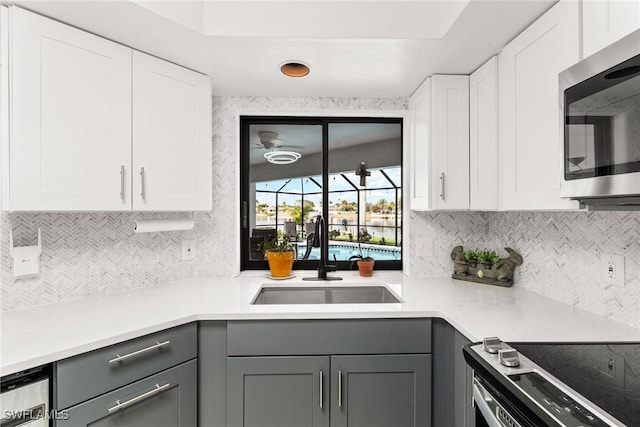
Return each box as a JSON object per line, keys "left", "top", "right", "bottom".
{"left": 486, "top": 211, "right": 640, "bottom": 328}
{"left": 0, "top": 96, "right": 408, "bottom": 311}
{"left": 1, "top": 95, "right": 638, "bottom": 329}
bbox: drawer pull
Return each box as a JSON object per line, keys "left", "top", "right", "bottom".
{"left": 319, "top": 370, "right": 323, "bottom": 409}
{"left": 109, "top": 340, "right": 171, "bottom": 364}
{"left": 338, "top": 370, "right": 343, "bottom": 408}
{"left": 108, "top": 383, "right": 171, "bottom": 413}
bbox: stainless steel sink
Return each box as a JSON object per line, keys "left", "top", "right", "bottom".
{"left": 251, "top": 286, "right": 401, "bottom": 305}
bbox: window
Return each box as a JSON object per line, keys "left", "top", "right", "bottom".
{"left": 240, "top": 116, "right": 402, "bottom": 270}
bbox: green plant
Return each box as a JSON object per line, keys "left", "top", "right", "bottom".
{"left": 464, "top": 249, "right": 478, "bottom": 261}
{"left": 379, "top": 237, "right": 386, "bottom": 246}
{"left": 329, "top": 229, "right": 341, "bottom": 240}
{"left": 257, "top": 232, "right": 294, "bottom": 254}
{"left": 477, "top": 250, "right": 499, "bottom": 264}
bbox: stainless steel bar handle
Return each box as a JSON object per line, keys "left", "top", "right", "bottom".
{"left": 319, "top": 370, "right": 323, "bottom": 409}
{"left": 108, "top": 383, "right": 171, "bottom": 413}
{"left": 109, "top": 340, "right": 170, "bottom": 364}
{"left": 338, "top": 370, "right": 343, "bottom": 408}
{"left": 140, "top": 167, "right": 146, "bottom": 201}
{"left": 472, "top": 379, "right": 509, "bottom": 427}
{"left": 120, "top": 165, "right": 125, "bottom": 202}
{"left": 439, "top": 172, "right": 445, "bottom": 200}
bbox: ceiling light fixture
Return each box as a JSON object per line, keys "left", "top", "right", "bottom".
{"left": 280, "top": 61, "right": 310, "bottom": 78}
{"left": 264, "top": 150, "right": 302, "bottom": 165}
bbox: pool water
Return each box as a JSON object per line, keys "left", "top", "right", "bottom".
{"left": 297, "top": 244, "right": 401, "bottom": 261}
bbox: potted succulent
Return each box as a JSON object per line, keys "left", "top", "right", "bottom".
{"left": 464, "top": 249, "right": 478, "bottom": 268}
{"left": 349, "top": 244, "right": 375, "bottom": 277}
{"left": 477, "top": 250, "right": 500, "bottom": 270}
{"left": 259, "top": 232, "right": 295, "bottom": 278}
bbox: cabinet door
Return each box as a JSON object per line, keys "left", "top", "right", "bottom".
{"left": 227, "top": 356, "right": 330, "bottom": 427}
{"left": 431, "top": 75, "right": 469, "bottom": 210}
{"left": 132, "top": 51, "right": 212, "bottom": 211}
{"left": 453, "top": 331, "right": 475, "bottom": 427}
{"left": 57, "top": 359, "right": 197, "bottom": 427}
{"left": 409, "top": 77, "right": 433, "bottom": 211}
{"left": 8, "top": 7, "right": 132, "bottom": 211}
{"left": 499, "top": 0, "right": 580, "bottom": 210}
{"left": 583, "top": 0, "right": 640, "bottom": 58}
{"left": 470, "top": 57, "right": 499, "bottom": 211}
{"left": 331, "top": 354, "right": 431, "bottom": 427}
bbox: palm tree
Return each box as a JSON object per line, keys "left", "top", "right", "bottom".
{"left": 288, "top": 200, "right": 315, "bottom": 225}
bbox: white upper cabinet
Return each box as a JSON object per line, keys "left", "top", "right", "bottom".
{"left": 583, "top": 0, "right": 640, "bottom": 58}
{"left": 7, "top": 7, "right": 132, "bottom": 211}
{"left": 499, "top": 0, "right": 580, "bottom": 211}
{"left": 3, "top": 7, "right": 212, "bottom": 212}
{"left": 132, "top": 52, "right": 212, "bottom": 211}
{"left": 431, "top": 75, "right": 470, "bottom": 210}
{"left": 409, "top": 75, "right": 469, "bottom": 211}
{"left": 408, "top": 77, "right": 432, "bottom": 211}
{"left": 469, "top": 56, "right": 499, "bottom": 211}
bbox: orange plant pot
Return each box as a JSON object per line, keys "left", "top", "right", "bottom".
{"left": 357, "top": 259, "right": 375, "bottom": 277}
{"left": 267, "top": 251, "right": 295, "bottom": 277}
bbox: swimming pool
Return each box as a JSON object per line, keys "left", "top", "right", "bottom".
{"left": 297, "top": 244, "right": 401, "bottom": 261}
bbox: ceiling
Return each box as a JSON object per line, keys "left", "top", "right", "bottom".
{"left": 12, "top": 0, "right": 557, "bottom": 97}
{"left": 249, "top": 122, "right": 401, "bottom": 164}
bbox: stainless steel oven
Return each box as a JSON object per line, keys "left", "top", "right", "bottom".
{"left": 464, "top": 338, "right": 638, "bottom": 427}
{"left": 559, "top": 29, "right": 640, "bottom": 210}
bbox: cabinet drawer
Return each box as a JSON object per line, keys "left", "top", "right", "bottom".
{"left": 56, "top": 323, "right": 196, "bottom": 409}
{"left": 227, "top": 319, "right": 431, "bottom": 356}
{"left": 57, "top": 359, "right": 197, "bottom": 427}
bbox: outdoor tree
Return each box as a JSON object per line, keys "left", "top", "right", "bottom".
{"left": 288, "top": 200, "right": 316, "bottom": 225}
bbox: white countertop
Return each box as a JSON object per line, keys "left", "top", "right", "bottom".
{"left": 2, "top": 271, "right": 639, "bottom": 376}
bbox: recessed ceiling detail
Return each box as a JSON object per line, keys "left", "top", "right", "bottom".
{"left": 17, "top": 0, "right": 558, "bottom": 98}
{"left": 200, "top": 1, "right": 469, "bottom": 39}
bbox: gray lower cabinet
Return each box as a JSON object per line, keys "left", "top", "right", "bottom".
{"left": 432, "top": 319, "right": 475, "bottom": 427}
{"left": 331, "top": 355, "right": 431, "bottom": 427}
{"left": 227, "top": 354, "right": 431, "bottom": 427}
{"left": 220, "top": 319, "right": 433, "bottom": 427}
{"left": 227, "top": 356, "right": 330, "bottom": 427}
{"left": 57, "top": 359, "right": 197, "bottom": 427}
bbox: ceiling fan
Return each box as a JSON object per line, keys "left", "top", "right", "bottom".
{"left": 255, "top": 131, "right": 303, "bottom": 164}
{"left": 254, "top": 131, "right": 301, "bottom": 150}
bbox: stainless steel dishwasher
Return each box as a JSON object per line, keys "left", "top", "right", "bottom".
{"left": 1, "top": 365, "right": 50, "bottom": 427}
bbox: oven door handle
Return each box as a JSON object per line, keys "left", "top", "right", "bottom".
{"left": 473, "top": 379, "right": 504, "bottom": 427}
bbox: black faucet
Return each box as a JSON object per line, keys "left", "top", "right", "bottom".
{"left": 303, "top": 215, "right": 343, "bottom": 281}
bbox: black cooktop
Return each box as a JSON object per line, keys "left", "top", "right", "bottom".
{"left": 510, "top": 342, "right": 640, "bottom": 426}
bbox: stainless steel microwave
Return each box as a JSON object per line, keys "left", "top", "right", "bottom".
{"left": 559, "top": 29, "right": 640, "bottom": 210}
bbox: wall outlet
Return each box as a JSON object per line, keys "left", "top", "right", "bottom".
{"left": 601, "top": 253, "right": 625, "bottom": 287}
{"left": 181, "top": 239, "right": 196, "bottom": 260}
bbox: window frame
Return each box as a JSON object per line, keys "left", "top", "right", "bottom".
{"left": 240, "top": 115, "right": 403, "bottom": 271}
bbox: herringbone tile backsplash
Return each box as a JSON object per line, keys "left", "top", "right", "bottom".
{"left": 408, "top": 210, "right": 640, "bottom": 328}
{"left": 2, "top": 96, "right": 638, "bottom": 329}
